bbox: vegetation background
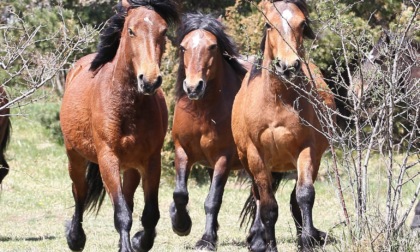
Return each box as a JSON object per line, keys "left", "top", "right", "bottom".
{"left": 0, "top": 0, "right": 419, "bottom": 251}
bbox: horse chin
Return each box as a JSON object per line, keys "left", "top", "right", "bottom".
{"left": 187, "top": 93, "right": 203, "bottom": 100}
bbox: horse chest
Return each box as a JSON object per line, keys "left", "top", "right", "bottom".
{"left": 259, "top": 126, "right": 299, "bottom": 170}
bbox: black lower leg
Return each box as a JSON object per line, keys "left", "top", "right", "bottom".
{"left": 296, "top": 184, "right": 325, "bottom": 249}
{"left": 290, "top": 184, "right": 303, "bottom": 235}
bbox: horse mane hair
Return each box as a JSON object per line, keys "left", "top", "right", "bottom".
{"left": 90, "top": 0, "right": 179, "bottom": 72}
{"left": 250, "top": 0, "right": 314, "bottom": 80}
{"left": 175, "top": 12, "right": 247, "bottom": 100}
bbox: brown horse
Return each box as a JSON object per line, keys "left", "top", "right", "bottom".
{"left": 169, "top": 13, "right": 247, "bottom": 250}
{"left": 232, "top": 0, "right": 336, "bottom": 251}
{"left": 0, "top": 86, "right": 11, "bottom": 184}
{"left": 60, "top": 1, "right": 178, "bottom": 251}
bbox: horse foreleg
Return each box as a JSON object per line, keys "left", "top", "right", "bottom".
{"left": 195, "top": 156, "right": 230, "bottom": 251}
{"left": 132, "top": 155, "right": 161, "bottom": 252}
{"left": 248, "top": 147, "right": 278, "bottom": 252}
{"left": 170, "top": 146, "right": 192, "bottom": 236}
{"left": 98, "top": 152, "right": 132, "bottom": 252}
{"left": 65, "top": 151, "right": 88, "bottom": 251}
{"left": 296, "top": 148, "right": 326, "bottom": 251}
{"left": 290, "top": 182, "right": 303, "bottom": 236}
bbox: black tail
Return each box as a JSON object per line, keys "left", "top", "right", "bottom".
{"left": 85, "top": 162, "right": 106, "bottom": 214}
{"left": 0, "top": 117, "right": 11, "bottom": 184}
{"left": 240, "top": 172, "right": 285, "bottom": 229}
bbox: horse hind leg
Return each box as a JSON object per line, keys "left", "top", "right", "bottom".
{"left": 411, "top": 201, "right": 420, "bottom": 230}
{"left": 195, "top": 157, "right": 230, "bottom": 251}
{"left": 170, "top": 146, "right": 192, "bottom": 236}
{"left": 0, "top": 152, "right": 9, "bottom": 184}
{"left": 0, "top": 118, "right": 11, "bottom": 184}
{"left": 132, "top": 155, "right": 161, "bottom": 252}
{"left": 65, "top": 151, "right": 89, "bottom": 251}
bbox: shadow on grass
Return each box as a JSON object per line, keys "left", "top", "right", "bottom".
{"left": 0, "top": 235, "right": 56, "bottom": 242}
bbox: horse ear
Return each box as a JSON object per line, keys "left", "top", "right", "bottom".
{"left": 304, "top": 24, "right": 316, "bottom": 40}
{"left": 121, "top": 0, "right": 130, "bottom": 9}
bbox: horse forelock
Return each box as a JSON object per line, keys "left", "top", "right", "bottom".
{"left": 175, "top": 13, "right": 246, "bottom": 100}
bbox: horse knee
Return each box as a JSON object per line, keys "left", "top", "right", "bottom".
{"left": 296, "top": 184, "right": 315, "bottom": 209}
{"left": 260, "top": 199, "right": 278, "bottom": 225}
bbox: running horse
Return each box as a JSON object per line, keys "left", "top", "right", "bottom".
{"left": 0, "top": 86, "right": 11, "bottom": 184}
{"left": 60, "top": 0, "right": 178, "bottom": 251}
{"left": 232, "top": 0, "right": 336, "bottom": 251}
{"left": 169, "top": 13, "right": 247, "bottom": 250}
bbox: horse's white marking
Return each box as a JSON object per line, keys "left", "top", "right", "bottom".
{"left": 144, "top": 16, "right": 153, "bottom": 26}
{"left": 192, "top": 33, "right": 201, "bottom": 49}
{"left": 282, "top": 9, "right": 293, "bottom": 35}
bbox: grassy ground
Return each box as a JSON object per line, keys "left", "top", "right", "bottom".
{"left": 0, "top": 101, "right": 419, "bottom": 252}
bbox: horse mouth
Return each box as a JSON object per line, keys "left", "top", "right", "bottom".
{"left": 187, "top": 93, "right": 203, "bottom": 100}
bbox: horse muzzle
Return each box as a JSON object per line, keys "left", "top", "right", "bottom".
{"left": 138, "top": 75, "right": 162, "bottom": 95}
{"left": 184, "top": 79, "right": 206, "bottom": 100}
{"left": 274, "top": 59, "right": 301, "bottom": 79}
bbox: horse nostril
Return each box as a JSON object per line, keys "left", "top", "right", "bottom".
{"left": 197, "top": 80, "right": 204, "bottom": 91}
{"left": 293, "top": 60, "right": 301, "bottom": 71}
{"left": 155, "top": 75, "right": 162, "bottom": 88}
{"left": 139, "top": 74, "right": 144, "bottom": 81}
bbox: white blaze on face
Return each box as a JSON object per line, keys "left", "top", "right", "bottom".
{"left": 192, "top": 33, "right": 201, "bottom": 49}
{"left": 281, "top": 9, "right": 293, "bottom": 35}
{"left": 144, "top": 16, "right": 153, "bottom": 26}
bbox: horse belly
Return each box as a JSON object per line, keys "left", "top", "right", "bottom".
{"left": 260, "top": 127, "right": 298, "bottom": 172}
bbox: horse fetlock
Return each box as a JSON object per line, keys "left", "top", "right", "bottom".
{"left": 132, "top": 230, "right": 156, "bottom": 252}
{"left": 65, "top": 220, "right": 86, "bottom": 251}
{"left": 173, "top": 189, "right": 189, "bottom": 207}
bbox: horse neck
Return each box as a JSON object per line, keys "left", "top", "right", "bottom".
{"left": 110, "top": 42, "right": 140, "bottom": 97}
{"left": 261, "top": 59, "right": 308, "bottom": 105}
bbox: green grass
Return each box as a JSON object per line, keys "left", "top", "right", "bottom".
{"left": 0, "top": 101, "right": 419, "bottom": 251}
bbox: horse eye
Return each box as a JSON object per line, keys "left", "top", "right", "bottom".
{"left": 161, "top": 28, "right": 168, "bottom": 36}
{"left": 128, "top": 28, "right": 135, "bottom": 37}
{"left": 300, "top": 22, "right": 306, "bottom": 29}
{"left": 180, "top": 46, "right": 186, "bottom": 53}
{"left": 265, "top": 22, "right": 272, "bottom": 29}
{"left": 209, "top": 44, "right": 217, "bottom": 51}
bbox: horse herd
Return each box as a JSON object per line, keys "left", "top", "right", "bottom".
{"left": 0, "top": 0, "right": 419, "bottom": 251}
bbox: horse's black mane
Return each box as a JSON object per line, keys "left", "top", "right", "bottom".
{"left": 175, "top": 13, "right": 247, "bottom": 100}
{"left": 90, "top": 0, "right": 179, "bottom": 72}
{"left": 250, "top": 0, "right": 314, "bottom": 80}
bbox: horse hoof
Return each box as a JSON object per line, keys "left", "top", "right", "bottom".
{"left": 195, "top": 239, "right": 216, "bottom": 251}
{"left": 132, "top": 230, "right": 156, "bottom": 252}
{"left": 297, "top": 228, "right": 328, "bottom": 251}
{"left": 169, "top": 202, "right": 192, "bottom": 236}
{"left": 65, "top": 220, "right": 86, "bottom": 251}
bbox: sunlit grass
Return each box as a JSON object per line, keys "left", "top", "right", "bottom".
{"left": 0, "top": 101, "right": 418, "bottom": 251}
